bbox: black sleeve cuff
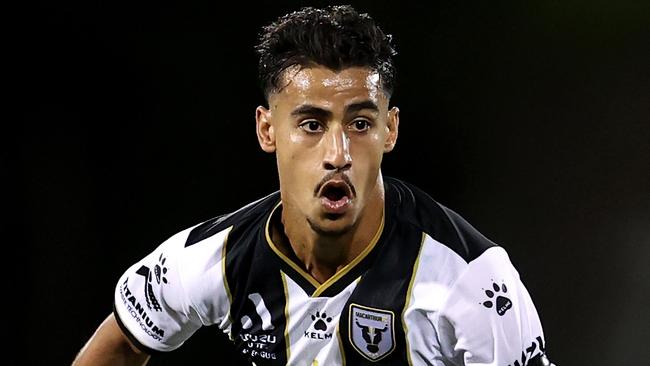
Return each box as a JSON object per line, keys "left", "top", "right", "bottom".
{"left": 529, "top": 353, "right": 554, "bottom": 366}
{"left": 113, "top": 302, "right": 163, "bottom": 356}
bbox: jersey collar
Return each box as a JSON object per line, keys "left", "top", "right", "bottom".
{"left": 264, "top": 201, "right": 385, "bottom": 297}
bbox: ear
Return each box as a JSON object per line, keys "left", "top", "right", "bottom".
{"left": 384, "top": 106, "right": 400, "bottom": 153}
{"left": 256, "top": 106, "right": 276, "bottom": 153}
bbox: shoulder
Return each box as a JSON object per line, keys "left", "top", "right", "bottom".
{"left": 385, "top": 176, "right": 496, "bottom": 263}
{"left": 436, "top": 246, "right": 547, "bottom": 364}
{"left": 112, "top": 192, "right": 281, "bottom": 351}
{"left": 385, "top": 178, "right": 548, "bottom": 363}
{"left": 184, "top": 190, "right": 280, "bottom": 247}
{"left": 147, "top": 190, "right": 280, "bottom": 267}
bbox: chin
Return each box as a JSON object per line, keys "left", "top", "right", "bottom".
{"left": 307, "top": 215, "right": 356, "bottom": 237}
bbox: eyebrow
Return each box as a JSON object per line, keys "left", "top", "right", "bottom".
{"left": 345, "top": 100, "right": 379, "bottom": 115}
{"left": 290, "top": 105, "right": 332, "bottom": 119}
{"left": 290, "top": 100, "right": 379, "bottom": 119}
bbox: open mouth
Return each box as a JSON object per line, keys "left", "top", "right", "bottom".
{"left": 323, "top": 185, "right": 348, "bottom": 201}
{"left": 319, "top": 181, "right": 353, "bottom": 201}
{"left": 318, "top": 180, "right": 353, "bottom": 214}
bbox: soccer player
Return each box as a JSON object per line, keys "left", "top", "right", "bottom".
{"left": 74, "top": 5, "right": 554, "bottom": 366}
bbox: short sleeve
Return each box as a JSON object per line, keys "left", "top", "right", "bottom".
{"left": 436, "top": 247, "right": 549, "bottom": 366}
{"left": 113, "top": 225, "right": 234, "bottom": 353}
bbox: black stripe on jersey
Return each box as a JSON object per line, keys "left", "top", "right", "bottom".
{"left": 224, "top": 205, "right": 290, "bottom": 365}
{"left": 385, "top": 177, "right": 496, "bottom": 262}
{"left": 338, "top": 206, "right": 425, "bottom": 365}
{"left": 181, "top": 191, "right": 289, "bottom": 364}
{"left": 269, "top": 245, "right": 318, "bottom": 296}
{"left": 315, "top": 239, "right": 382, "bottom": 298}
{"left": 112, "top": 304, "right": 161, "bottom": 355}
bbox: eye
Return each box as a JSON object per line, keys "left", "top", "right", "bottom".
{"left": 350, "top": 119, "right": 371, "bottom": 132}
{"left": 299, "top": 120, "right": 324, "bottom": 133}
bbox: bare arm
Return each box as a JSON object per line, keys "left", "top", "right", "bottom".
{"left": 73, "top": 313, "right": 151, "bottom": 366}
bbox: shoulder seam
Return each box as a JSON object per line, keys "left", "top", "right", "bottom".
{"left": 396, "top": 205, "right": 471, "bottom": 264}
{"left": 437, "top": 204, "right": 471, "bottom": 263}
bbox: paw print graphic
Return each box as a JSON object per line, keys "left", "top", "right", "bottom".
{"left": 481, "top": 281, "right": 512, "bottom": 316}
{"left": 311, "top": 311, "right": 332, "bottom": 331}
{"left": 154, "top": 253, "right": 169, "bottom": 285}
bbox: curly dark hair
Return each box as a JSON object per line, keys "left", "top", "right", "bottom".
{"left": 255, "top": 5, "right": 397, "bottom": 100}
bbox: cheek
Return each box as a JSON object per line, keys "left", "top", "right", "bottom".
{"left": 369, "top": 132, "right": 383, "bottom": 145}
{"left": 283, "top": 127, "right": 324, "bottom": 158}
{"left": 288, "top": 130, "right": 306, "bottom": 145}
{"left": 276, "top": 131, "right": 319, "bottom": 180}
{"left": 350, "top": 137, "right": 384, "bottom": 185}
{"left": 353, "top": 132, "right": 385, "bottom": 161}
{"left": 279, "top": 131, "right": 312, "bottom": 163}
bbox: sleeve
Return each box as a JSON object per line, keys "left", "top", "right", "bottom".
{"left": 436, "top": 247, "right": 552, "bottom": 366}
{"left": 113, "top": 224, "right": 234, "bottom": 353}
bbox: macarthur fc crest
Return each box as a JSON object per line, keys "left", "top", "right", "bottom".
{"left": 349, "top": 304, "right": 395, "bottom": 361}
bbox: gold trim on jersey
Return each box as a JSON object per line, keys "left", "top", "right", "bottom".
{"left": 266, "top": 202, "right": 320, "bottom": 289}
{"left": 280, "top": 271, "right": 292, "bottom": 362}
{"left": 221, "top": 225, "right": 235, "bottom": 340}
{"left": 265, "top": 201, "right": 385, "bottom": 297}
{"left": 401, "top": 231, "right": 426, "bottom": 366}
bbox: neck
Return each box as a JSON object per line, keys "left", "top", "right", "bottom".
{"left": 274, "top": 181, "right": 385, "bottom": 284}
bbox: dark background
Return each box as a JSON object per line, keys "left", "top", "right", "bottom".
{"left": 11, "top": 0, "right": 649, "bottom": 365}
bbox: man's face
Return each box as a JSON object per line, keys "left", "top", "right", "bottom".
{"left": 256, "top": 66, "right": 399, "bottom": 236}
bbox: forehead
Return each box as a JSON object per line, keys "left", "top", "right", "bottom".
{"left": 270, "top": 66, "right": 387, "bottom": 110}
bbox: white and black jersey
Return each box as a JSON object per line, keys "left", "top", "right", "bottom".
{"left": 113, "top": 177, "right": 553, "bottom": 365}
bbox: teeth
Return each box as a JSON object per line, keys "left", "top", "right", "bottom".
{"left": 324, "top": 196, "right": 349, "bottom": 208}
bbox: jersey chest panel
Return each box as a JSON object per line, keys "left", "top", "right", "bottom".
{"left": 225, "top": 217, "right": 425, "bottom": 365}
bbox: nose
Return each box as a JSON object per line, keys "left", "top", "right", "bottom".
{"left": 322, "top": 126, "right": 352, "bottom": 171}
